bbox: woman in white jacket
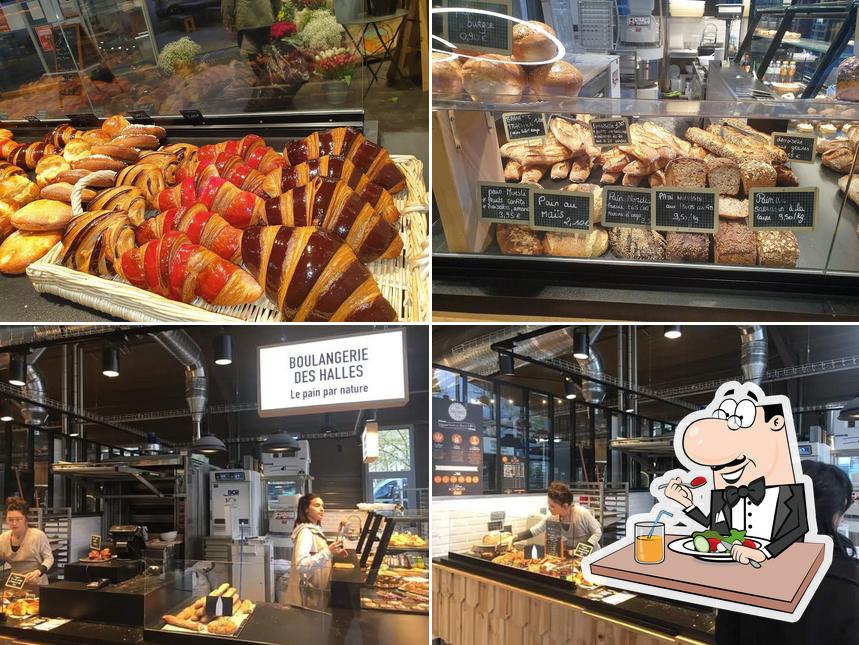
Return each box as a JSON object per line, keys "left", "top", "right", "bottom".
{"left": 284, "top": 494, "right": 346, "bottom": 609}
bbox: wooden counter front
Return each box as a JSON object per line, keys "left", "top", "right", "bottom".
{"left": 433, "top": 563, "right": 712, "bottom": 645}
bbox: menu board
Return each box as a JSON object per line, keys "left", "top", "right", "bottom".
{"left": 602, "top": 186, "right": 651, "bottom": 229}
{"left": 590, "top": 118, "right": 630, "bottom": 146}
{"left": 749, "top": 187, "right": 817, "bottom": 231}
{"left": 432, "top": 398, "right": 484, "bottom": 496}
{"left": 478, "top": 182, "right": 531, "bottom": 224}
{"left": 5, "top": 573, "right": 25, "bottom": 590}
{"left": 772, "top": 132, "right": 816, "bottom": 164}
{"left": 502, "top": 112, "right": 546, "bottom": 143}
{"left": 445, "top": 0, "right": 513, "bottom": 55}
{"left": 501, "top": 454, "right": 525, "bottom": 493}
{"left": 652, "top": 188, "right": 718, "bottom": 233}
{"left": 530, "top": 188, "right": 593, "bottom": 232}
{"left": 545, "top": 520, "right": 563, "bottom": 557}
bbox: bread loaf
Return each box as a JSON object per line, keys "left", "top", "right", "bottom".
{"left": 462, "top": 55, "right": 526, "bottom": 105}
{"left": 665, "top": 158, "right": 707, "bottom": 188}
{"left": 496, "top": 224, "right": 542, "bottom": 255}
{"left": 718, "top": 196, "right": 749, "bottom": 221}
{"left": 543, "top": 227, "right": 608, "bottom": 257}
{"left": 836, "top": 57, "right": 859, "bottom": 102}
{"left": 11, "top": 199, "right": 73, "bottom": 231}
{"left": 715, "top": 221, "right": 756, "bottom": 265}
{"left": 665, "top": 232, "right": 710, "bottom": 263}
{"left": 0, "top": 230, "right": 61, "bottom": 274}
{"left": 739, "top": 160, "right": 776, "bottom": 193}
{"left": 705, "top": 157, "right": 740, "bottom": 196}
{"left": 756, "top": 230, "right": 799, "bottom": 268}
{"left": 512, "top": 21, "right": 557, "bottom": 63}
{"left": 528, "top": 61, "right": 583, "bottom": 99}
{"left": 432, "top": 53, "right": 463, "bottom": 94}
{"left": 608, "top": 227, "right": 666, "bottom": 261}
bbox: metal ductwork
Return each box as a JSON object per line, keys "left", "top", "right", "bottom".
{"left": 20, "top": 362, "right": 49, "bottom": 426}
{"left": 152, "top": 331, "right": 207, "bottom": 441}
{"left": 568, "top": 326, "right": 606, "bottom": 404}
{"left": 0, "top": 326, "right": 131, "bottom": 350}
{"left": 738, "top": 325, "right": 767, "bottom": 384}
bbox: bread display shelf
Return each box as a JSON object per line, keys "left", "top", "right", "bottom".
{"left": 27, "top": 155, "right": 429, "bottom": 322}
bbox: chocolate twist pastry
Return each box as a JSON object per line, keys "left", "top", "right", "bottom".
{"left": 0, "top": 161, "right": 25, "bottom": 180}
{"left": 263, "top": 177, "right": 402, "bottom": 262}
{"left": 116, "top": 164, "right": 165, "bottom": 209}
{"left": 283, "top": 128, "right": 406, "bottom": 193}
{"left": 136, "top": 151, "right": 181, "bottom": 186}
{"left": 45, "top": 124, "right": 83, "bottom": 148}
{"left": 60, "top": 209, "right": 136, "bottom": 276}
{"left": 120, "top": 230, "right": 263, "bottom": 306}
{"left": 241, "top": 226, "right": 397, "bottom": 321}
{"left": 9, "top": 142, "right": 60, "bottom": 169}
{"left": 261, "top": 155, "right": 400, "bottom": 223}
{"left": 137, "top": 204, "right": 242, "bottom": 263}
{"left": 88, "top": 185, "right": 147, "bottom": 225}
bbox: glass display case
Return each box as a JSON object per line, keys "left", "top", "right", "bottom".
{"left": 431, "top": 2, "right": 859, "bottom": 303}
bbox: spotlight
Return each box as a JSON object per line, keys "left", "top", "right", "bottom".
{"left": 102, "top": 348, "right": 119, "bottom": 378}
{"left": 625, "top": 408, "right": 635, "bottom": 413}
{"left": 564, "top": 378, "right": 577, "bottom": 400}
{"left": 664, "top": 325, "right": 682, "bottom": 340}
{"left": 0, "top": 400, "right": 12, "bottom": 422}
{"left": 214, "top": 334, "right": 233, "bottom": 366}
{"left": 193, "top": 434, "right": 227, "bottom": 454}
{"left": 572, "top": 329, "right": 589, "bottom": 360}
{"left": 838, "top": 394, "right": 859, "bottom": 421}
{"left": 9, "top": 353, "right": 26, "bottom": 387}
{"left": 498, "top": 352, "right": 515, "bottom": 376}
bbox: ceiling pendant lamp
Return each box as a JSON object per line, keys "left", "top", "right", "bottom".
{"left": 564, "top": 378, "right": 577, "bottom": 400}
{"left": 214, "top": 334, "right": 233, "bottom": 366}
{"left": 664, "top": 325, "right": 682, "bottom": 340}
{"left": 572, "top": 329, "right": 589, "bottom": 360}
{"left": 498, "top": 352, "right": 515, "bottom": 376}
{"left": 193, "top": 434, "right": 227, "bottom": 454}
{"left": 9, "top": 353, "right": 26, "bottom": 387}
{"left": 102, "top": 347, "right": 120, "bottom": 378}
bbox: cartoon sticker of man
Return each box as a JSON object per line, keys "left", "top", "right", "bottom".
{"left": 664, "top": 383, "right": 808, "bottom": 567}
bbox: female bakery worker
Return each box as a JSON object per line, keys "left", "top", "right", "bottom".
{"left": 285, "top": 493, "right": 347, "bottom": 610}
{"left": 509, "top": 481, "right": 602, "bottom": 554}
{"left": 0, "top": 497, "right": 53, "bottom": 589}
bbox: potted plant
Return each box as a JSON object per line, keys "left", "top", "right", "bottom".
{"left": 314, "top": 47, "right": 360, "bottom": 104}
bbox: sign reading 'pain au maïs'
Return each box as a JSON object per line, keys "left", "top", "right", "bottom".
{"left": 257, "top": 329, "right": 409, "bottom": 417}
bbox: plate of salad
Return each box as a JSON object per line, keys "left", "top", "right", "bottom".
{"left": 667, "top": 529, "right": 766, "bottom": 562}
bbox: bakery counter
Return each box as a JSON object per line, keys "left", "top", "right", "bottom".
{"left": 0, "top": 272, "right": 115, "bottom": 321}
{"left": 0, "top": 615, "right": 142, "bottom": 644}
{"left": 433, "top": 555, "right": 716, "bottom": 645}
{"left": 145, "top": 602, "right": 428, "bottom": 645}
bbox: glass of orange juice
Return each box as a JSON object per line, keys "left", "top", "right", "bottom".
{"left": 634, "top": 522, "right": 665, "bottom": 564}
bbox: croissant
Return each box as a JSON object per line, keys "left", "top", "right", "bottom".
{"left": 116, "top": 165, "right": 165, "bottom": 209}
{"left": 0, "top": 162, "right": 25, "bottom": 180}
{"left": 45, "top": 124, "right": 83, "bottom": 148}
{"left": 60, "top": 210, "right": 136, "bottom": 276}
{"left": 262, "top": 155, "right": 400, "bottom": 223}
{"left": 120, "top": 231, "right": 263, "bottom": 306}
{"left": 283, "top": 128, "right": 405, "bottom": 193}
{"left": 241, "top": 226, "right": 397, "bottom": 321}
{"left": 9, "top": 142, "right": 60, "bottom": 169}
{"left": 177, "top": 136, "right": 284, "bottom": 182}
{"left": 0, "top": 140, "right": 22, "bottom": 161}
{"left": 89, "top": 186, "right": 147, "bottom": 225}
{"left": 213, "top": 153, "right": 268, "bottom": 195}
{"left": 137, "top": 204, "right": 242, "bottom": 263}
{"left": 264, "top": 178, "right": 402, "bottom": 262}
{"left": 0, "top": 207, "right": 13, "bottom": 244}
{"left": 158, "top": 177, "right": 266, "bottom": 228}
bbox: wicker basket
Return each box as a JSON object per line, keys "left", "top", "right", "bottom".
{"left": 27, "top": 155, "right": 428, "bottom": 322}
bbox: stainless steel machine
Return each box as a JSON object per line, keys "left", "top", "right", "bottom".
{"left": 209, "top": 469, "right": 264, "bottom": 539}
{"left": 262, "top": 440, "right": 311, "bottom": 557}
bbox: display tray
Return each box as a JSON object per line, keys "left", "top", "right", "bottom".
{"left": 26, "top": 155, "right": 429, "bottom": 322}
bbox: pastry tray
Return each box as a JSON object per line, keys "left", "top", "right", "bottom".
{"left": 27, "top": 156, "right": 429, "bottom": 322}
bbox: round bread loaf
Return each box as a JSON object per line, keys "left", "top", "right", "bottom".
{"left": 512, "top": 21, "right": 557, "bottom": 63}
{"left": 562, "top": 183, "right": 602, "bottom": 223}
{"left": 836, "top": 57, "right": 859, "bottom": 102}
{"left": 432, "top": 53, "right": 464, "bottom": 94}
{"left": 608, "top": 227, "right": 666, "bottom": 261}
{"left": 496, "top": 224, "right": 543, "bottom": 255}
{"left": 543, "top": 227, "right": 608, "bottom": 257}
{"left": 665, "top": 232, "right": 710, "bottom": 263}
{"left": 528, "top": 61, "right": 583, "bottom": 100}
{"left": 462, "top": 55, "right": 526, "bottom": 104}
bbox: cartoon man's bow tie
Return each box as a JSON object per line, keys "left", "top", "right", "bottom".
{"left": 723, "top": 476, "right": 766, "bottom": 507}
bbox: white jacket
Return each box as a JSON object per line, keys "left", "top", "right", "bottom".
{"left": 284, "top": 523, "right": 332, "bottom": 608}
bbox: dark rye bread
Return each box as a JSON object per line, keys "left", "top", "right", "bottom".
{"left": 665, "top": 232, "right": 710, "bottom": 263}
{"left": 715, "top": 221, "right": 756, "bottom": 265}
{"left": 240, "top": 225, "right": 397, "bottom": 321}
{"left": 665, "top": 158, "right": 707, "bottom": 188}
{"left": 608, "top": 227, "right": 666, "bottom": 261}
{"left": 705, "top": 157, "right": 740, "bottom": 196}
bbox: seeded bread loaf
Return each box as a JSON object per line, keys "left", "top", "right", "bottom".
{"left": 718, "top": 196, "right": 749, "bottom": 221}
{"left": 774, "top": 165, "right": 800, "bottom": 187}
{"left": 756, "top": 230, "right": 799, "bottom": 268}
{"left": 665, "top": 232, "right": 710, "bottom": 263}
{"left": 739, "top": 160, "right": 777, "bottom": 194}
{"left": 496, "top": 224, "right": 543, "bottom": 255}
{"left": 608, "top": 227, "right": 666, "bottom": 261}
{"left": 705, "top": 157, "right": 741, "bottom": 196}
{"left": 715, "top": 221, "right": 756, "bottom": 265}
{"left": 665, "top": 158, "right": 707, "bottom": 188}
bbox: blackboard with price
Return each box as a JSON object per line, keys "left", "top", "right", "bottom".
{"left": 749, "top": 187, "right": 817, "bottom": 231}
{"left": 652, "top": 188, "right": 718, "bottom": 233}
{"left": 478, "top": 182, "right": 531, "bottom": 224}
{"left": 530, "top": 188, "right": 593, "bottom": 232}
{"left": 602, "top": 186, "right": 652, "bottom": 228}
{"left": 445, "top": 0, "right": 513, "bottom": 55}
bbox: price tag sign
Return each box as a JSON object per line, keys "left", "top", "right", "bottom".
{"left": 5, "top": 574, "right": 26, "bottom": 590}
{"left": 652, "top": 188, "right": 718, "bottom": 233}
{"left": 771, "top": 132, "right": 816, "bottom": 163}
{"left": 487, "top": 520, "right": 503, "bottom": 531}
{"left": 128, "top": 110, "right": 153, "bottom": 124}
{"left": 206, "top": 595, "right": 234, "bottom": 617}
{"left": 602, "top": 186, "right": 652, "bottom": 229}
{"left": 180, "top": 109, "right": 204, "bottom": 124}
{"left": 530, "top": 188, "right": 593, "bottom": 232}
{"left": 25, "top": 115, "right": 41, "bottom": 126}
{"left": 90, "top": 535, "right": 101, "bottom": 550}
{"left": 749, "top": 187, "right": 817, "bottom": 231}
{"left": 66, "top": 113, "right": 100, "bottom": 128}
{"left": 478, "top": 181, "right": 531, "bottom": 224}
{"left": 590, "top": 118, "right": 630, "bottom": 146}
{"left": 445, "top": 0, "right": 514, "bottom": 55}
{"left": 502, "top": 112, "right": 546, "bottom": 143}
{"left": 573, "top": 542, "right": 594, "bottom": 558}
{"left": 490, "top": 511, "right": 506, "bottom": 522}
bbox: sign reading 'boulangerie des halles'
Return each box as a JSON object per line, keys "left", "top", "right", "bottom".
{"left": 257, "top": 329, "right": 408, "bottom": 417}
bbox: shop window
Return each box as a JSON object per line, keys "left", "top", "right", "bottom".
{"left": 365, "top": 426, "right": 416, "bottom": 509}
{"left": 432, "top": 368, "right": 463, "bottom": 401}
{"left": 466, "top": 377, "right": 497, "bottom": 493}
{"left": 499, "top": 386, "right": 527, "bottom": 493}
{"left": 552, "top": 398, "right": 572, "bottom": 483}
{"left": 528, "top": 393, "right": 549, "bottom": 491}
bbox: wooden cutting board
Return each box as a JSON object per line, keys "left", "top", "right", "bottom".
{"left": 589, "top": 534, "right": 826, "bottom": 614}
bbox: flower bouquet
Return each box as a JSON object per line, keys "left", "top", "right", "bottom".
{"left": 314, "top": 47, "right": 361, "bottom": 104}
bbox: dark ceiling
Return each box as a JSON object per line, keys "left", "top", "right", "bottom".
{"left": 0, "top": 325, "right": 428, "bottom": 449}
{"left": 433, "top": 325, "right": 859, "bottom": 423}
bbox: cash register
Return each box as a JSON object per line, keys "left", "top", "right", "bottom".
{"left": 63, "top": 525, "right": 147, "bottom": 583}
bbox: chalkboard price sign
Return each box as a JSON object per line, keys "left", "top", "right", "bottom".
{"left": 128, "top": 110, "right": 154, "bottom": 124}
{"left": 771, "top": 132, "right": 816, "bottom": 164}
{"left": 90, "top": 535, "right": 101, "bottom": 550}
{"left": 502, "top": 112, "right": 546, "bottom": 143}
{"left": 490, "top": 511, "right": 506, "bottom": 522}
{"left": 602, "top": 186, "right": 652, "bottom": 228}
{"left": 652, "top": 188, "right": 718, "bottom": 233}
{"left": 445, "top": 0, "right": 514, "bottom": 55}
{"left": 531, "top": 189, "right": 593, "bottom": 232}
{"left": 478, "top": 181, "right": 531, "bottom": 224}
{"left": 573, "top": 542, "right": 594, "bottom": 558}
{"left": 749, "top": 187, "right": 817, "bottom": 231}
{"left": 545, "top": 520, "right": 563, "bottom": 557}
{"left": 590, "top": 118, "right": 630, "bottom": 146}
{"left": 5, "top": 574, "right": 25, "bottom": 590}
{"left": 487, "top": 520, "right": 503, "bottom": 531}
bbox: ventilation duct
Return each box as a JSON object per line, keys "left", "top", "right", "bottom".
{"left": 738, "top": 325, "right": 767, "bottom": 385}
{"left": 0, "top": 326, "right": 131, "bottom": 349}
{"left": 152, "top": 330, "right": 207, "bottom": 442}
{"left": 20, "top": 363, "right": 49, "bottom": 426}
{"left": 568, "top": 326, "right": 605, "bottom": 404}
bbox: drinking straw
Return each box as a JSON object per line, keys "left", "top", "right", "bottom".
{"left": 648, "top": 510, "right": 674, "bottom": 539}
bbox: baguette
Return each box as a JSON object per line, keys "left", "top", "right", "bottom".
{"left": 222, "top": 587, "right": 237, "bottom": 599}
{"left": 176, "top": 606, "right": 195, "bottom": 621}
{"left": 193, "top": 596, "right": 206, "bottom": 610}
{"left": 209, "top": 583, "right": 230, "bottom": 597}
{"left": 238, "top": 599, "right": 255, "bottom": 614}
{"left": 162, "top": 615, "right": 204, "bottom": 632}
